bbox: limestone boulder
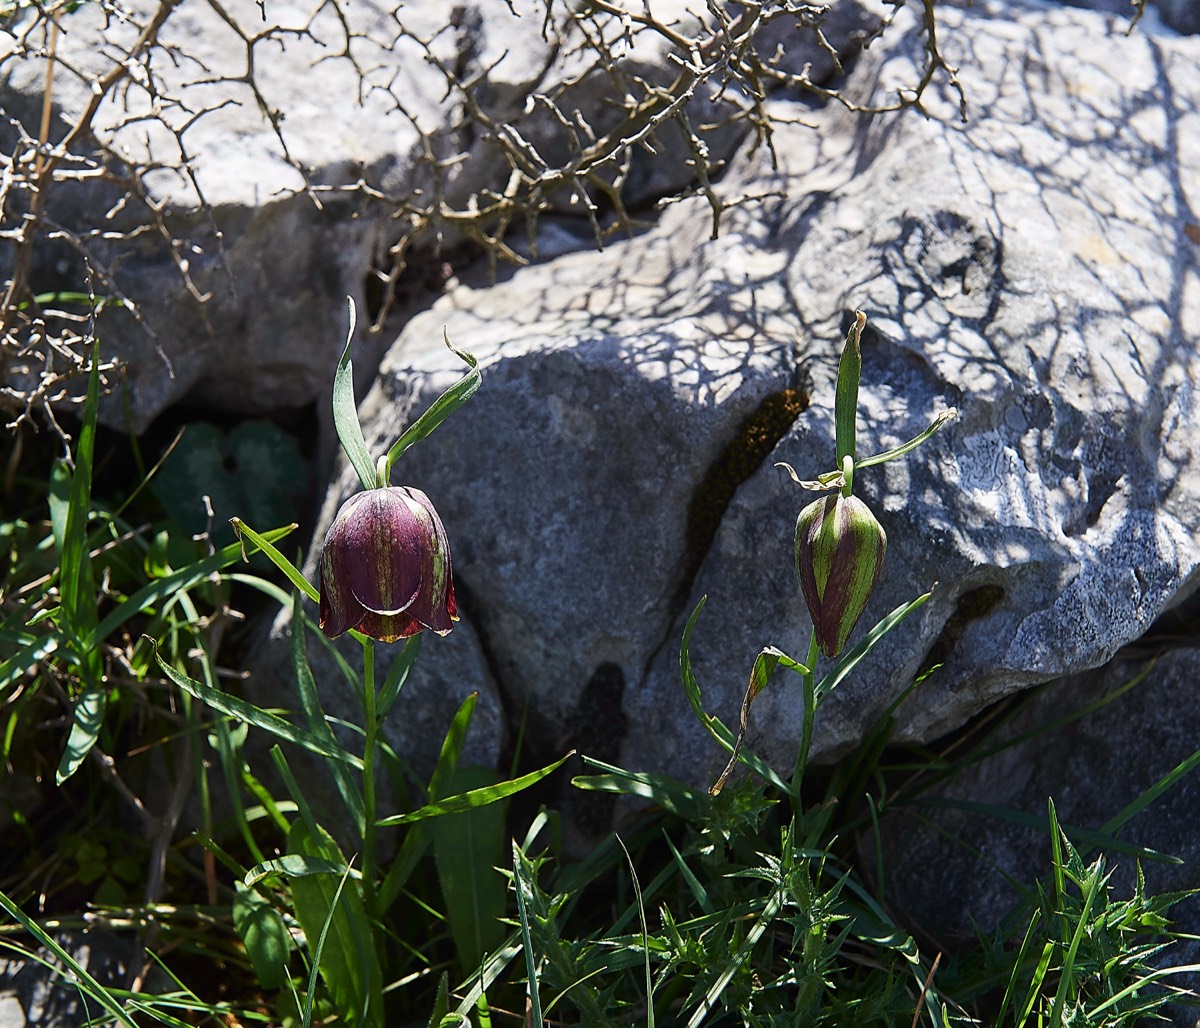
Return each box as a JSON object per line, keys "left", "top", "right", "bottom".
{"left": 0, "top": 0, "right": 873, "bottom": 432}
{"left": 319, "top": 0, "right": 1200, "bottom": 796}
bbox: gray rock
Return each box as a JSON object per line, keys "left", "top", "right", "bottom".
{"left": 0, "top": 0, "right": 875, "bottom": 433}
{"left": 1155, "top": 0, "right": 1200, "bottom": 32}
{"left": 876, "top": 646, "right": 1200, "bottom": 1018}
{"left": 315, "top": 0, "right": 1200, "bottom": 802}
{"left": 626, "top": 0, "right": 1200, "bottom": 786}
{"left": 317, "top": 210, "right": 802, "bottom": 785}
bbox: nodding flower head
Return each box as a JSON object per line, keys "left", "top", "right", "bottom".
{"left": 794, "top": 492, "right": 886, "bottom": 658}
{"left": 319, "top": 486, "right": 456, "bottom": 642}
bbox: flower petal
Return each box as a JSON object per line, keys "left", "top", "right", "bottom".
{"left": 394, "top": 488, "right": 456, "bottom": 634}
{"left": 339, "top": 489, "right": 424, "bottom": 616}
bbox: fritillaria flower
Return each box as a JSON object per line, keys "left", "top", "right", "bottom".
{"left": 795, "top": 492, "right": 887, "bottom": 658}
{"left": 319, "top": 486, "right": 457, "bottom": 642}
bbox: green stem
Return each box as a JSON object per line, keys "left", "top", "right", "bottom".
{"left": 791, "top": 629, "right": 822, "bottom": 804}
{"left": 361, "top": 638, "right": 379, "bottom": 920}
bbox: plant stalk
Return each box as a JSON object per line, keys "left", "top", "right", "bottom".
{"left": 361, "top": 638, "right": 379, "bottom": 920}
{"left": 792, "top": 629, "right": 822, "bottom": 803}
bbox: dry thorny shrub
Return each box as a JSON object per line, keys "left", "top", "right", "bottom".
{"left": 0, "top": 0, "right": 967, "bottom": 449}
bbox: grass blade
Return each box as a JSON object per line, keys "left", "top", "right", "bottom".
{"left": 288, "top": 820, "right": 383, "bottom": 1028}
{"left": 333, "top": 298, "right": 378, "bottom": 492}
{"left": 678, "top": 597, "right": 790, "bottom": 794}
{"left": 151, "top": 641, "right": 362, "bottom": 768}
{"left": 378, "top": 752, "right": 574, "bottom": 827}
{"left": 56, "top": 339, "right": 101, "bottom": 637}
{"left": 55, "top": 685, "right": 105, "bottom": 784}
{"left": 815, "top": 590, "right": 933, "bottom": 705}
{"left": 290, "top": 592, "right": 364, "bottom": 829}
{"left": 91, "top": 525, "right": 295, "bottom": 643}
{"left": 383, "top": 334, "right": 480, "bottom": 478}
{"left": 512, "top": 844, "right": 545, "bottom": 1028}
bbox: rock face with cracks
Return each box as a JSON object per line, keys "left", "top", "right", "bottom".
{"left": 0, "top": 0, "right": 872, "bottom": 431}
{"left": 287, "top": 0, "right": 1200, "bottom": 798}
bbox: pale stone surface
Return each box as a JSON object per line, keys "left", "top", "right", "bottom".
{"left": 324, "top": 0, "right": 1200, "bottom": 799}
{"left": 329, "top": 208, "right": 801, "bottom": 761}
{"left": 0, "top": 0, "right": 873, "bottom": 432}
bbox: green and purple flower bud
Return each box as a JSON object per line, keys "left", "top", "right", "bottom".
{"left": 319, "top": 486, "right": 457, "bottom": 642}
{"left": 795, "top": 493, "right": 887, "bottom": 658}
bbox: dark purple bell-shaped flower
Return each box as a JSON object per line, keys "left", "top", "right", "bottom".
{"left": 319, "top": 486, "right": 457, "bottom": 642}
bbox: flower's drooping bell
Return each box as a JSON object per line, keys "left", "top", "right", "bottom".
{"left": 319, "top": 486, "right": 457, "bottom": 642}
{"left": 795, "top": 492, "right": 887, "bottom": 658}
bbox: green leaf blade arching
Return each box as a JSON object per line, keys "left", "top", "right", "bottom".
{"left": 383, "top": 334, "right": 480, "bottom": 480}
{"left": 333, "top": 298, "right": 378, "bottom": 492}
{"left": 834, "top": 310, "right": 865, "bottom": 469}
{"left": 56, "top": 686, "right": 106, "bottom": 785}
{"left": 432, "top": 765, "right": 509, "bottom": 975}
{"left": 286, "top": 821, "right": 384, "bottom": 1027}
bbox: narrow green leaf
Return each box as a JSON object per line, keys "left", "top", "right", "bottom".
{"left": 433, "top": 765, "right": 508, "bottom": 974}
{"left": 91, "top": 525, "right": 295, "bottom": 644}
{"left": 994, "top": 908, "right": 1043, "bottom": 1026}
{"left": 272, "top": 746, "right": 322, "bottom": 845}
{"left": 291, "top": 592, "right": 364, "bottom": 830}
{"left": 0, "top": 636, "right": 59, "bottom": 698}
{"left": 573, "top": 756, "right": 705, "bottom": 820}
{"left": 56, "top": 686, "right": 106, "bottom": 785}
{"left": 614, "top": 834, "right": 654, "bottom": 1028}
{"left": 427, "top": 691, "right": 478, "bottom": 804}
{"left": 855, "top": 407, "right": 958, "bottom": 470}
{"left": 287, "top": 821, "right": 383, "bottom": 1027}
{"left": 1050, "top": 831, "right": 1101, "bottom": 1028}
{"left": 245, "top": 854, "right": 359, "bottom": 888}
{"left": 377, "top": 818, "right": 434, "bottom": 916}
{"left": 150, "top": 642, "right": 362, "bottom": 768}
{"left": 1099, "top": 743, "right": 1200, "bottom": 841}
{"left": 229, "top": 519, "right": 317, "bottom": 604}
{"left": 426, "top": 972, "right": 452, "bottom": 1028}
{"left": 383, "top": 333, "right": 480, "bottom": 480}
{"left": 834, "top": 311, "right": 865, "bottom": 469}
{"left": 814, "top": 590, "right": 933, "bottom": 705}
{"left": 377, "top": 751, "right": 574, "bottom": 827}
{"left": 511, "top": 845, "right": 545, "bottom": 1028}
{"left": 678, "top": 597, "right": 791, "bottom": 795}
{"left": 234, "top": 881, "right": 291, "bottom": 991}
{"left": 57, "top": 340, "right": 101, "bottom": 636}
{"left": 333, "top": 298, "right": 378, "bottom": 492}
{"left": 0, "top": 889, "right": 139, "bottom": 1026}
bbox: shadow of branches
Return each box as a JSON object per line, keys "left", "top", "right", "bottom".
{"left": 0, "top": 0, "right": 968, "bottom": 438}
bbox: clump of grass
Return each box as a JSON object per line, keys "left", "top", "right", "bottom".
{"left": 1, "top": 314, "right": 1197, "bottom": 1028}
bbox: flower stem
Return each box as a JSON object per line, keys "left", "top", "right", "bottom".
{"left": 791, "top": 628, "right": 822, "bottom": 802}
{"left": 361, "top": 637, "right": 379, "bottom": 921}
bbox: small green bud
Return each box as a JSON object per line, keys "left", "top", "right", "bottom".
{"left": 795, "top": 493, "right": 887, "bottom": 658}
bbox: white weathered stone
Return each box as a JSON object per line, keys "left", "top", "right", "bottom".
{"left": 1, "top": 0, "right": 872, "bottom": 432}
